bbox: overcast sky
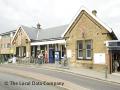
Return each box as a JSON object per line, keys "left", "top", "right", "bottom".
{"left": 0, "top": 0, "right": 120, "bottom": 39}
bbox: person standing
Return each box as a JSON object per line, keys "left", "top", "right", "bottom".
{"left": 12, "top": 55, "right": 16, "bottom": 64}
{"left": 44, "top": 51, "right": 48, "bottom": 63}
{"left": 38, "top": 52, "right": 43, "bottom": 64}
{"left": 114, "top": 60, "right": 119, "bottom": 72}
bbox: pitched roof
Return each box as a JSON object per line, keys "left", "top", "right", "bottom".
{"left": 21, "top": 25, "right": 68, "bottom": 41}
{"left": 21, "top": 25, "right": 38, "bottom": 40}
{"left": 37, "top": 25, "right": 68, "bottom": 41}
{"left": 13, "top": 6, "right": 118, "bottom": 41}
{"left": 0, "top": 30, "right": 16, "bottom": 36}
{"left": 62, "top": 6, "right": 115, "bottom": 37}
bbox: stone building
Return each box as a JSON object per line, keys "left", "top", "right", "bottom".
{"left": 1, "top": 6, "right": 120, "bottom": 73}
{"left": 63, "top": 7, "right": 118, "bottom": 73}
{"left": 11, "top": 23, "right": 67, "bottom": 63}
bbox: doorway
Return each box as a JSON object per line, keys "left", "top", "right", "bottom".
{"left": 16, "top": 46, "right": 26, "bottom": 57}
{"left": 49, "top": 48, "right": 55, "bottom": 63}
{"left": 111, "top": 50, "right": 120, "bottom": 73}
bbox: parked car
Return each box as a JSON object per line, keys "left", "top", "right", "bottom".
{"left": 8, "top": 58, "right": 13, "bottom": 63}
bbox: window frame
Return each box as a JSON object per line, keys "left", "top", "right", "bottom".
{"left": 77, "top": 40, "right": 93, "bottom": 60}
{"left": 77, "top": 40, "right": 83, "bottom": 59}
{"left": 7, "top": 43, "right": 11, "bottom": 48}
{"left": 85, "top": 40, "right": 92, "bottom": 59}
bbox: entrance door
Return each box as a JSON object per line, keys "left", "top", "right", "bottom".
{"left": 111, "top": 50, "right": 120, "bottom": 73}
{"left": 16, "top": 47, "right": 19, "bottom": 57}
{"left": 49, "top": 48, "right": 55, "bottom": 63}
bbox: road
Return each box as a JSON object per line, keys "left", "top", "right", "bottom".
{"left": 0, "top": 72, "right": 67, "bottom": 90}
{"left": 1, "top": 64, "right": 120, "bottom": 90}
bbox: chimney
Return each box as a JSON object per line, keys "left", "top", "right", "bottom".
{"left": 92, "top": 10, "right": 97, "bottom": 16}
{"left": 37, "top": 23, "right": 41, "bottom": 29}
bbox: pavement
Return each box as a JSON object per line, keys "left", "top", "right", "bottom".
{"left": 17, "top": 63, "right": 120, "bottom": 84}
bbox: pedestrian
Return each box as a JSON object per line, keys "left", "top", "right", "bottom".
{"left": 37, "top": 52, "right": 43, "bottom": 64}
{"left": 44, "top": 51, "right": 48, "bottom": 63}
{"left": 12, "top": 55, "right": 16, "bottom": 64}
{"left": 118, "top": 59, "right": 120, "bottom": 72}
{"left": 114, "top": 60, "right": 119, "bottom": 72}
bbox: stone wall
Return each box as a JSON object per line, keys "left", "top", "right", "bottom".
{"left": 13, "top": 27, "right": 31, "bottom": 57}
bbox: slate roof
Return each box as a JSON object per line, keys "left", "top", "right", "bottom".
{"left": 21, "top": 25, "right": 68, "bottom": 41}
{"left": 12, "top": 7, "right": 119, "bottom": 41}
{"left": 21, "top": 25, "right": 38, "bottom": 40}
{"left": 0, "top": 30, "right": 16, "bottom": 36}
{"left": 37, "top": 25, "right": 68, "bottom": 41}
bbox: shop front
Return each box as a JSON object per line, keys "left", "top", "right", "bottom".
{"left": 111, "top": 50, "right": 120, "bottom": 73}
{"left": 31, "top": 39, "right": 66, "bottom": 63}
{"left": 106, "top": 40, "right": 120, "bottom": 73}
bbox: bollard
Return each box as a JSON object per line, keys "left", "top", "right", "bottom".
{"left": 105, "top": 65, "right": 108, "bottom": 79}
{"left": 67, "top": 58, "right": 70, "bottom": 69}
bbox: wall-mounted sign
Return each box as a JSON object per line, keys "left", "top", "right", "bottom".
{"left": 94, "top": 53, "right": 105, "bottom": 64}
{"left": 67, "top": 49, "right": 72, "bottom": 58}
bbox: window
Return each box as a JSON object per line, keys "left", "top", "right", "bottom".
{"left": 77, "top": 40, "right": 92, "bottom": 60}
{"left": 117, "top": 42, "right": 120, "bottom": 46}
{"left": 4, "top": 44, "right": 6, "bottom": 48}
{"left": 77, "top": 41, "right": 83, "bottom": 59}
{"left": 5, "top": 44, "right": 7, "bottom": 48}
{"left": 0, "top": 44, "right": 2, "bottom": 48}
{"left": 86, "top": 40, "right": 92, "bottom": 59}
{"left": 7, "top": 43, "right": 11, "bottom": 48}
{"left": 0, "top": 36, "right": 2, "bottom": 39}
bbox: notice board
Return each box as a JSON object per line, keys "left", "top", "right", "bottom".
{"left": 94, "top": 53, "right": 105, "bottom": 64}
{"left": 67, "top": 49, "right": 72, "bottom": 58}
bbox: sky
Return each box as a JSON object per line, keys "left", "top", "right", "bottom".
{"left": 0, "top": 0, "right": 120, "bottom": 39}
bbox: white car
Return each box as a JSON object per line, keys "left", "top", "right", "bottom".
{"left": 8, "top": 58, "right": 13, "bottom": 63}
